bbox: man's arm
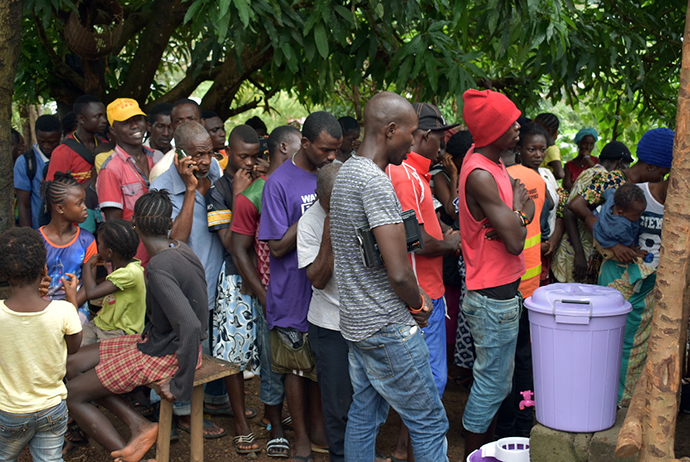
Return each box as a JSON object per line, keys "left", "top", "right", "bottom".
{"left": 372, "top": 222, "right": 432, "bottom": 327}
{"left": 372, "top": 223, "right": 422, "bottom": 308}
{"left": 465, "top": 169, "right": 533, "bottom": 256}
{"left": 168, "top": 155, "right": 199, "bottom": 243}
{"left": 267, "top": 222, "right": 299, "bottom": 259}
{"left": 304, "top": 216, "right": 333, "bottom": 290}
{"left": 548, "top": 160, "right": 565, "bottom": 180}
{"left": 231, "top": 232, "right": 267, "bottom": 307}
{"left": 16, "top": 190, "right": 32, "bottom": 227}
{"left": 414, "top": 225, "right": 460, "bottom": 257}
{"left": 102, "top": 207, "right": 123, "bottom": 221}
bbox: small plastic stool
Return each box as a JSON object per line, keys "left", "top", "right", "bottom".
{"left": 467, "top": 437, "right": 530, "bottom": 462}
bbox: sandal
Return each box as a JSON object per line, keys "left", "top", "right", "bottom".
{"left": 176, "top": 417, "right": 227, "bottom": 439}
{"left": 64, "top": 421, "right": 89, "bottom": 446}
{"left": 204, "top": 402, "right": 257, "bottom": 419}
{"left": 266, "top": 437, "right": 290, "bottom": 458}
{"left": 234, "top": 432, "right": 259, "bottom": 454}
{"left": 259, "top": 415, "right": 293, "bottom": 432}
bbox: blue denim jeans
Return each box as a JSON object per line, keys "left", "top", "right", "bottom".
{"left": 345, "top": 324, "right": 449, "bottom": 462}
{"left": 422, "top": 297, "right": 448, "bottom": 397}
{"left": 0, "top": 400, "right": 68, "bottom": 462}
{"left": 256, "top": 306, "right": 285, "bottom": 406}
{"left": 461, "top": 290, "right": 521, "bottom": 433}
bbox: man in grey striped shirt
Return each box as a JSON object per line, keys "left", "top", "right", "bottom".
{"left": 330, "top": 92, "right": 449, "bottom": 462}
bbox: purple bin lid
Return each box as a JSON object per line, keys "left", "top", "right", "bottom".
{"left": 525, "top": 283, "right": 632, "bottom": 317}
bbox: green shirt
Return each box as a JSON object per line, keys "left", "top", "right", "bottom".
{"left": 93, "top": 259, "right": 146, "bottom": 335}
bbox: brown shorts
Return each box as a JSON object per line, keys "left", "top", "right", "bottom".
{"left": 269, "top": 329, "right": 317, "bottom": 381}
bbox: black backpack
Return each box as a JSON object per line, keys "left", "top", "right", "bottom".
{"left": 23, "top": 148, "right": 49, "bottom": 182}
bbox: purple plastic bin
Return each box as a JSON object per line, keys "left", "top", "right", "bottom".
{"left": 525, "top": 283, "right": 631, "bottom": 433}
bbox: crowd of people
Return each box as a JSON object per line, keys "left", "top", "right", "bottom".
{"left": 1, "top": 87, "right": 674, "bottom": 462}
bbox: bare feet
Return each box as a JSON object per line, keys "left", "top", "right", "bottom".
{"left": 110, "top": 421, "right": 158, "bottom": 462}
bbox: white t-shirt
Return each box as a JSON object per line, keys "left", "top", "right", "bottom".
{"left": 297, "top": 201, "right": 340, "bottom": 331}
{"left": 637, "top": 182, "right": 665, "bottom": 269}
{"left": 0, "top": 300, "right": 82, "bottom": 413}
{"left": 539, "top": 167, "right": 559, "bottom": 238}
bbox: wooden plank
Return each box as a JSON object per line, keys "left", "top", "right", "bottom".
{"left": 190, "top": 385, "right": 204, "bottom": 462}
{"left": 156, "top": 400, "right": 173, "bottom": 462}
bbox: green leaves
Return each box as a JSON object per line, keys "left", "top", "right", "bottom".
{"left": 313, "top": 22, "right": 329, "bottom": 59}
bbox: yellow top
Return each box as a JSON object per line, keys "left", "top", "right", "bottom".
{"left": 0, "top": 300, "right": 82, "bottom": 413}
{"left": 540, "top": 145, "right": 561, "bottom": 171}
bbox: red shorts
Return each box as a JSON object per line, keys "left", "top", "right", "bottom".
{"left": 95, "top": 334, "right": 201, "bottom": 395}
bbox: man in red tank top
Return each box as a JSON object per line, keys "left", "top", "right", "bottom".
{"left": 457, "top": 89, "right": 535, "bottom": 458}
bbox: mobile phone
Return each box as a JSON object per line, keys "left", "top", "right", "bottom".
{"left": 177, "top": 148, "right": 188, "bottom": 160}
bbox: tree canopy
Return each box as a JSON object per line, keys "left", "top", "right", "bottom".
{"left": 16, "top": 0, "right": 685, "bottom": 141}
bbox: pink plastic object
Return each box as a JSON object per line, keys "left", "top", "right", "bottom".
{"left": 525, "top": 283, "right": 632, "bottom": 432}
{"left": 518, "top": 390, "right": 534, "bottom": 410}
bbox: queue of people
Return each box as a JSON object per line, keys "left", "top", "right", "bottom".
{"left": 1, "top": 88, "right": 674, "bottom": 462}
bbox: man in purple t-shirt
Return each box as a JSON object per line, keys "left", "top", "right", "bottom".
{"left": 258, "top": 111, "right": 342, "bottom": 461}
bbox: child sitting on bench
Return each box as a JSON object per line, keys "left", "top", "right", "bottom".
{"left": 65, "top": 190, "right": 208, "bottom": 462}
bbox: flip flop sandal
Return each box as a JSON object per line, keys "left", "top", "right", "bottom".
{"left": 204, "top": 402, "right": 258, "bottom": 419}
{"left": 259, "top": 415, "right": 293, "bottom": 432}
{"left": 176, "top": 417, "right": 227, "bottom": 439}
{"left": 266, "top": 437, "right": 290, "bottom": 458}
{"left": 310, "top": 444, "right": 329, "bottom": 454}
{"left": 290, "top": 455, "right": 314, "bottom": 462}
{"left": 64, "top": 422, "right": 89, "bottom": 446}
{"left": 233, "top": 432, "right": 259, "bottom": 454}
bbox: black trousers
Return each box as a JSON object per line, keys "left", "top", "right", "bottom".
{"left": 308, "top": 322, "right": 353, "bottom": 462}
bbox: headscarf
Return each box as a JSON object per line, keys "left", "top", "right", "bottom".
{"left": 574, "top": 128, "right": 599, "bottom": 145}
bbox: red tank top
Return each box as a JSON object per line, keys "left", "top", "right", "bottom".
{"left": 458, "top": 147, "right": 525, "bottom": 291}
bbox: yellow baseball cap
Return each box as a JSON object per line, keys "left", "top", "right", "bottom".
{"left": 107, "top": 98, "right": 146, "bottom": 125}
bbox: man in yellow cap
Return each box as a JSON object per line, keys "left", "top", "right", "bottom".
{"left": 97, "top": 98, "right": 164, "bottom": 266}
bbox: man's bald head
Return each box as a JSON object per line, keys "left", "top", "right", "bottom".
{"left": 361, "top": 92, "right": 418, "bottom": 167}
{"left": 174, "top": 121, "right": 210, "bottom": 151}
{"left": 363, "top": 92, "right": 416, "bottom": 133}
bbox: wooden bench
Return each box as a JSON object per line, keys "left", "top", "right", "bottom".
{"left": 148, "top": 355, "right": 238, "bottom": 462}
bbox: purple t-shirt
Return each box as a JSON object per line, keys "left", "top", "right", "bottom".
{"left": 258, "top": 160, "right": 316, "bottom": 332}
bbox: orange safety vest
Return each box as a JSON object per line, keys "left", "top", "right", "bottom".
{"left": 507, "top": 165, "right": 545, "bottom": 299}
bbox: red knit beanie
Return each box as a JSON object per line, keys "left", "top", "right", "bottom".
{"left": 462, "top": 89, "right": 521, "bottom": 148}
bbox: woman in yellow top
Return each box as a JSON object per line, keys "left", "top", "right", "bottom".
{"left": 533, "top": 113, "right": 565, "bottom": 181}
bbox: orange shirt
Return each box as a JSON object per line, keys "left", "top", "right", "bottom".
{"left": 506, "top": 164, "right": 545, "bottom": 298}
{"left": 386, "top": 152, "right": 445, "bottom": 299}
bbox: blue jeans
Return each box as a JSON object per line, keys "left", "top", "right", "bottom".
{"left": 256, "top": 306, "right": 285, "bottom": 406}
{"left": 0, "top": 401, "right": 68, "bottom": 462}
{"left": 422, "top": 297, "right": 448, "bottom": 397}
{"left": 461, "top": 290, "right": 521, "bottom": 433}
{"left": 345, "top": 324, "right": 449, "bottom": 462}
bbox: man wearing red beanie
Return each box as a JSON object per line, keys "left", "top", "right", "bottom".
{"left": 457, "top": 89, "right": 535, "bottom": 457}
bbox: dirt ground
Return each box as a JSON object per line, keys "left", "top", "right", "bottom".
{"left": 18, "top": 375, "right": 690, "bottom": 461}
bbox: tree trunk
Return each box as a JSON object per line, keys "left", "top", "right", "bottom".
{"left": 0, "top": 0, "right": 23, "bottom": 233}
{"left": 638, "top": 1, "right": 690, "bottom": 460}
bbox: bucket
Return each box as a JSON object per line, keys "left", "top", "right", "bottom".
{"left": 525, "top": 283, "right": 632, "bottom": 432}
{"left": 466, "top": 437, "right": 530, "bottom": 462}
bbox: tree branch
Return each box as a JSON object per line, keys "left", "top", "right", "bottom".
{"left": 32, "top": 14, "right": 85, "bottom": 91}
{"left": 201, "top": 43, "right": 274, "bottom": 119}
{"left": 111, "top": 0, "right": 189, "bottom": 102}
{"left": 145, "top": 62, "right": 221, "bottom": 109}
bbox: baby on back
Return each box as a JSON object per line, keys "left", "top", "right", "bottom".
{"left": 593, "top": 183, "right": 647, "bottom": 262}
